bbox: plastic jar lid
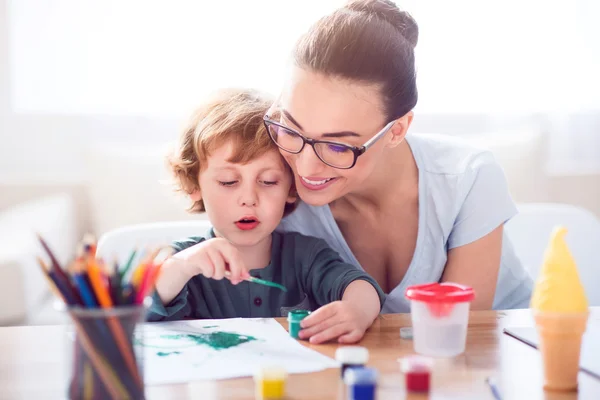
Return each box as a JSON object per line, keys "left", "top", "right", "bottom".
{"left": 405, "top": 282, "right": 475, "bottom": 303}
{"left": 287, "top": 309, "right": 310, "bottom": 322}
{"left": 399, "top": 355, "right": 433, "bottom": 373}
{"left": 343, "top": 367, "right": 378, "bottom": 385}
{"left": 399, "top": 356, "right": 433, "bottom": 392}
{"left": 336, "top": 346, "right": 369, "bottom": 364}
{"left": 254, "top": 366, "right": 287, "bottom": 381}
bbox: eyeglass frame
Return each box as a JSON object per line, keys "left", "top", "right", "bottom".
{"left": 263, "top": 106, "right": 396, "bottom": 170}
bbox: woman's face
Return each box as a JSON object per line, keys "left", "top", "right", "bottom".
{"left": 278, "top": 67, "right": 394, "bottom": 206}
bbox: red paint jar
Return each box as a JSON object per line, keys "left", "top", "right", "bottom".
{"left": 399, "top": 355, "right": 433, "bottom": 393}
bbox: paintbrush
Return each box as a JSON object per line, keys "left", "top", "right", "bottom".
{"left": 224, "top": 271, "right": 287, "bottom": 292}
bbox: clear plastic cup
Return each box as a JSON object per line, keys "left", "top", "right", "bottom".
{"left": 405, "top": 283, "right": 475, "bottom": 357}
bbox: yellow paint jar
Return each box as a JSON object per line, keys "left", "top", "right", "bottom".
{"left": 254, "top": 366, "right": 287, "bottom": 399}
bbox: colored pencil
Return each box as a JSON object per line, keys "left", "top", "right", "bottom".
{"left": 135, "top": 263, "right": 163, "bottom": 304}
{"left": 87, "top": 262, "right": 143, "bottom": 388}
{"left": 486, "top": 377, "right": 503, "bottom": 400}
{"left": 119, "top": 249, "right": 138, "bottom": 280}
{"left": 37, "top": 233, "right": 167, "bottom": 399}
{"left": 39, "top": 262, "right": 128, "bottom": 399}
{"left": 37, "top": 235, "right": 83, "bottom": 305}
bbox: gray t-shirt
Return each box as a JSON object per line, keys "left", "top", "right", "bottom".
{"left": 278, "top": 133, "right": 533, "bottom": 313}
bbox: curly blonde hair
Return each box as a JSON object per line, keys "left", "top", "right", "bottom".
{"left": 167, "top": 88, "right": 296, "bottom": 215}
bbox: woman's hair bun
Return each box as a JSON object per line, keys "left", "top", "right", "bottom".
{"left": 345, "top": 0, "right": 418, "bottom": 48}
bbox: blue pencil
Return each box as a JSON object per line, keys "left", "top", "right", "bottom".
{"left": 73, "top": 273, "right": 98, "bottom": 308}
{"left": 486, "top": 377, "right": 503, "bottom": 400}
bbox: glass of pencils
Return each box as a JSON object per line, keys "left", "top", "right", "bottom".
{"left": 37, "top": 234, "right": 167, "bottom": 400}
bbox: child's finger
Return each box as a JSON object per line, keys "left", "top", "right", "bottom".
{"left": 199, "top": 254, "right": 215, "bottom": 278}
{"left": 220, "top": 244, "right": 247, "bottom": 283}
{"left": 300, "top": 302, "right": 339, "bottom": 329}
{"left": 308, "top": 323, "right": 349, "bottom": 344}
{"left": 207, "top": 248, "right": 226, "bottom": 280}
{"left": 337, "top": 329, "right": 363, "bottom": 344}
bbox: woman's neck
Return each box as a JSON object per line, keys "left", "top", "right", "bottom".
{"left": 334, "top": 141, "right": 418, "bottom": 213}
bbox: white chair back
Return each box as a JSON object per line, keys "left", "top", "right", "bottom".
{"left": 96, "top": 219, "right": 212, "bottom": 265}
{"left": 505, "top": 203, "right": 600, "bottom": 306}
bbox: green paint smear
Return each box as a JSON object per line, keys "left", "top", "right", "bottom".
{"left": 202, "top": 325, "right": 218, "bottom": 328}
{"left": 156, "top": 351, "right": 181, "bottom": 357}
{"left": 160, "top": 331, "right": 257, "bottom": 350}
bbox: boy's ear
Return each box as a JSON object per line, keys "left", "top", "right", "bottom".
{"left": 189, "top": 188, "right": 202, "bottom": 202}
{"left": 286, "top": 193, "right": 297, "bottom": 205}
{"left": 286, "top": 185, "right": 298, "bottom": 205}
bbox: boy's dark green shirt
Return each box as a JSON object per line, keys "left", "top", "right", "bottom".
{"left": 147, "top": 230, "right": 386, "bottom": 320}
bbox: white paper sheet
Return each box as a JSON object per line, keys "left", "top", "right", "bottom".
{"left": 136, "top": 318, "right": 339, "bottom": 384}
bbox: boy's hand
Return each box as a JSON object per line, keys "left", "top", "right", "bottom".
{"left": 156, "top": 238, "right": 250, "bottom": 305}
{"left": 174, "top": 238, "right": 250, "bottom": 284}
{"left": 297, "top": 301, "right": 370, "bottom": 344}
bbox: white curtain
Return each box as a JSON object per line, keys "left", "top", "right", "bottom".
{"left": 7, "top": 0, "right": 600, "bottom": 171}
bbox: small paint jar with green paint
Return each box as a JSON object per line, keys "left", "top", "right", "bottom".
{"left": 287, "top": 310, "right": 310, "bottom": 339}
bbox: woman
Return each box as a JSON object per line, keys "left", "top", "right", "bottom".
{"left": 267, "top": 0, "right": 533, "bottom": 313}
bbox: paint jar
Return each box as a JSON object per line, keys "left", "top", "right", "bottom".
{"left": 65, "top": 303, "right": 148, "bottom": 400}
{"left": 254, "top": 365, "right": 287, "bottom": 399}
{"left": 335, "top": 346, "right": 369, "bottom": 378}
{"left": 405, "top": 282, "right": 475, "bottom": 357}
{"left": 287, "top": 309, "right": 310, "bottom": 339}
{"left": 399, "top": 355, "right": 433, "bottom": 393}
{"left": 343, "top": 367, "right": 377, "bottom": 400}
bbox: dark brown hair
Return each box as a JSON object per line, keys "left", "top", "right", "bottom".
{"left": 167, "top": 88, "right": 297, "bottom": 215}
{"left": 293, "top": 0, "right": 418, "bottom": 121}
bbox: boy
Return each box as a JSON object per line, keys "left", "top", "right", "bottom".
{"left": 148, "top": 89, "right": 385, "bottom": 344}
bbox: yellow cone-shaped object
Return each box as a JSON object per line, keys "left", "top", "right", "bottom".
{"left": 530, "top": 226, "right": 589, "bottom": 392}
{"left": 530, "top": 226, "right": 588, "bottom": 313}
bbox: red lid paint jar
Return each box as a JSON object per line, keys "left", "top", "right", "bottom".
{"left": 405, "top": 283, "right": 475, "bottom": 357}
{"left": 399, "top": 355, "right": 433, "bottom": 393}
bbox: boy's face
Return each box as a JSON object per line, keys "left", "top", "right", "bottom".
{"left": 193, "top": 142, "right": 296, "bottom": 247}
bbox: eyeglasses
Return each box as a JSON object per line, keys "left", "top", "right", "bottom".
{"left": 263, "top": 109, "right": 395, "bottom": 170}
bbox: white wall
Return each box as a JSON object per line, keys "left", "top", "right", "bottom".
{"left": 1, "top": 0, "right": 599, "bottom": 234}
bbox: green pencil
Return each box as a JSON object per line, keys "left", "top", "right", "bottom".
{"left": 119, "top": 249, "right": 138, "bottom": 280}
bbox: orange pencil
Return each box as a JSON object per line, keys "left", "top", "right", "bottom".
{"left": 131, "top": 262, "right": 148, "bottom": 289}
{"left": 131, "top": 247, "right": 162, "bottom": 289}
{"left": 135, "top": 263, "right": 163, "bottom": 304}
{"left": 87, "top": 262, "right": 143, "bottom": 388}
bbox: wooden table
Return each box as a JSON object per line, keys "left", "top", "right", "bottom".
{"left": 1, "top": 309, "right": 599, "bottom": 399}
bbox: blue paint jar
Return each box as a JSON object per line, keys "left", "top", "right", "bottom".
{"left": 343, "top": 367, "right": 377, "bottom": 400}
{"left": 335, "top": 346, "right": 369, "bottom": 378}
